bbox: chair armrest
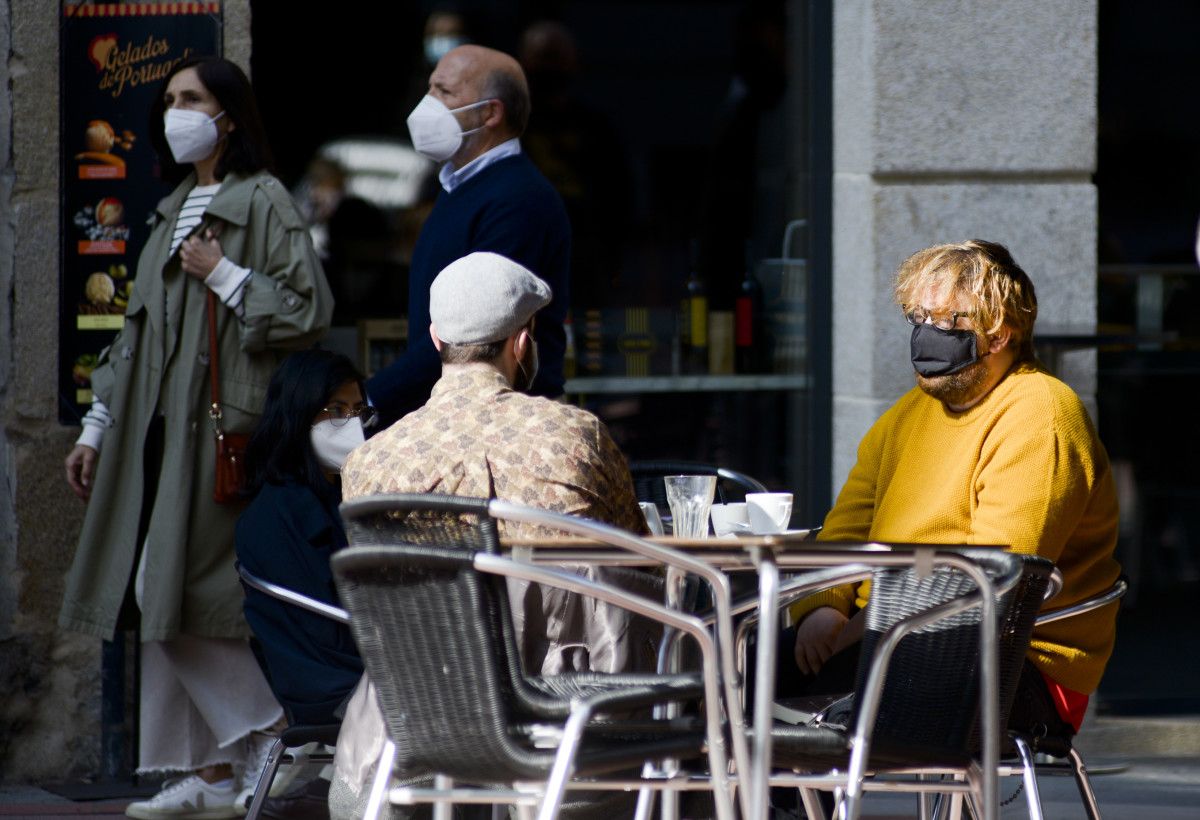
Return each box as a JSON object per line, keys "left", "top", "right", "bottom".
{"left": 474, "top": 553, "right": 712, "bottom": 658}
{"left": 716, "top": 466, "right": 769, "bottom": 494}
{"left": 1043, "top": 567, "right": 1064, "bottom": 602}
{"left": 529, "top": 671, "right": 700, "bottom": 701}
{"left": 843, "top": 550, "right": 1022, "bottom": 819}
{"left": 1036, "top": 576, "right": 1127, "bottom": 626}
{"left": 490, "top": 499, "right": 729, "bottom": 599}
{"left": 280, "top": 723, "right": 342, "bottom": 747}
{"left": 572, "top": 678, "right": 706, "bottom": 715}
{"left": 237, "top": 562, "right": 351, "bottom": 625}
{"left": 699, "top": 564, "right": 875, "bottom": 626}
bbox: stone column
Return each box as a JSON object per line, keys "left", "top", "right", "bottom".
{"left": 830, "top": 0, "right": 1098, "bottom": 491}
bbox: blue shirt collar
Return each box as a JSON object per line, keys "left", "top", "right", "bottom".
{"left": 439, "top": 138, "right": 522, "bottom": 193}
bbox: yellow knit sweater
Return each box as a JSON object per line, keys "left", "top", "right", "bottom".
{"left": 801, "top": 362, "right": 1121, "bottom": 693}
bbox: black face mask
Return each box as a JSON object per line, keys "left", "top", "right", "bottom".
{"left": 910, "top": 323, "right": 980, "bottom": 376}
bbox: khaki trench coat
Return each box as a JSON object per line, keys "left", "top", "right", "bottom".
{"left": 60, "top": 171, "right": 334, "bottom": 642}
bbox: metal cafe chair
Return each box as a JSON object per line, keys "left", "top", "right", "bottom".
{"left": 235, "top": 563, "right": 345, "bottom": 820}
{"left": 753, "top": 549, "right": 1054, "bottom": 820}
{"left": 1002, "top": 576, "right": 1129, "bottom": 820}
{"left": 335, "top": 493, "right": 739, "bottom": 820}
{"left": 485, "top": 498, "right": 786, "bottom": 819}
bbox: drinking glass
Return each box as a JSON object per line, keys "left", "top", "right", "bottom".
{"left": 639, "top": 502, "right": 665, "bottom": 536}
{"left": 664, "top": 475, "right": 718, "bottom": 539}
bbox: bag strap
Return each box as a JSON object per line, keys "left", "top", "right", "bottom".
{"left": 206, "top": 289, "right": 225, "bottom": 437}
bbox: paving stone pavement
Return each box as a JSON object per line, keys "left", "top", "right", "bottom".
{"left": 3, "top": 716, "right": 1197, "bottom": 820}
{"left": 4, "top": 747, "right": 1200, "bottom": 820}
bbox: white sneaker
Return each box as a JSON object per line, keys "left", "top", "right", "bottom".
{"left": 125, "top": 775, "right": 240, "bottom": 819}
{"left": 234, "top": 733, "right": 314, "bottom": 815}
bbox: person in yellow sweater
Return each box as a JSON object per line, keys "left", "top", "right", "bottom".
{"left": 780, "top": 239, "right": 1121, "bottom": 738}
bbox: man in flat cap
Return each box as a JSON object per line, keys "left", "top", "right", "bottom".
{"left": 342, "top": 251, "right": 649, "bottom": 674}
{"left": 344, "top": 252, "right": 641, "bottom": 546}
{"left": 332, "top": 252, "right": 651, "bottom": 818}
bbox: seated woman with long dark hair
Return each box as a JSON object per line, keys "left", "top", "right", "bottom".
{"left": 235, "top": 350, "right": 372, "bottom": 730}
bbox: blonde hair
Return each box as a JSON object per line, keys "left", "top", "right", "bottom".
{"left": 893, "top": 239, "right": 1038, "bottom": 360}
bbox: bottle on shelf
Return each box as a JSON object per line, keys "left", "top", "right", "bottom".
{"left": 680, "top": 240, "right": 709, "bottom": 374}
{"left": 562, "top": 310, "right": 577, "bottom": 379}
{"left": 735, "top": 244, "right": 764, "bottom": 373}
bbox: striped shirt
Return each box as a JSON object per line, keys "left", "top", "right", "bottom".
{"left": 172, "top": 181, "right": 252, "bottom": 315}
{"left": 170, "top": 183, "right": 221, "bottom": 256}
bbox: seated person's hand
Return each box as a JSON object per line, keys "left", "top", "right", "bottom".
{"left": 793, "top": 605, "right": 848, "bottom": 676}
{"left": 833, "top": 608, "right": 865, "bottom": 655}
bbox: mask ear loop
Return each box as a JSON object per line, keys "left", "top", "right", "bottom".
{"left": 453, "top": 98, "right": 497, "bottom": 139}
{"left": 448, "top": 98, "right": 496, "bottom": 115}
{"left": 512, "top": 327, "right": 536, "bottom": 390}
{"left": 514, "top": 332, "right": 530, "bottom": 389}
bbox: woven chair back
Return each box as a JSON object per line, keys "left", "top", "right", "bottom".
{"left": 854, "top": 549, "right": 1054, "bottom": 758}
{"left": 332, "top": 543, "right": 554, "bottom": 782}
{"left": 340, "top": 493, "right": 502, "bottom": 554}
{"left": 338, "top": 494, "right": 546, "bottom": 765}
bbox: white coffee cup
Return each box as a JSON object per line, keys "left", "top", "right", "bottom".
{"left": 745, "top": 492, "right": 793, "bottom": 534}
{"left": 710, "top": 502, "right": 750, "bottom": 536}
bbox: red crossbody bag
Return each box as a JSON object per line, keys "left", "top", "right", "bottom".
{"left": 207, "top": 289, "right": 250, "bottom": 503}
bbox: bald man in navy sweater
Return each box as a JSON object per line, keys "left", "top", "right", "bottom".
{"left": 368, "top": 45, "right": 571, "bottom": 424}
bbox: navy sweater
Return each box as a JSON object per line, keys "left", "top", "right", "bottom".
{"left": 367, "top": 152, "right": 571, "bottom": 423}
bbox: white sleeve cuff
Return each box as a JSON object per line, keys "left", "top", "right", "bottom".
{"left": 77, "top": 397, "right": 111, "bottom": 453}
{"left": 76, "top": 424, "right": 105, "bottom": 453}
{"left": 204, "top": 256, "right": 253, "bottom": 314}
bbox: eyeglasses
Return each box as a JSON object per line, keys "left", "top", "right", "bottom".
{"left": 319, "top": 403, "right": 378, "bottom": 429}
{"left": 903, "top": 305, "right": 969, "bottom": 332}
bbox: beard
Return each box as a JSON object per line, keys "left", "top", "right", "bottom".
{"left": 916, "top": 356, "right": 991, "bottom": 407}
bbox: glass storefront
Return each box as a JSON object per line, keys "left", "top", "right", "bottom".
{"left": 249, "top": 0, "right": 828, "bottom": 519}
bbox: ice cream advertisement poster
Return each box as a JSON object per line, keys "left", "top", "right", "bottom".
{"left": 60, "top": 3, "right": 221, "bottom": 422}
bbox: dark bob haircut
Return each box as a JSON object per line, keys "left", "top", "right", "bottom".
{"left": 244, "top": 349, "right": 365, "bottom": 495}
{"left": 149, "top": 55, "right": 274, "bottom": 185}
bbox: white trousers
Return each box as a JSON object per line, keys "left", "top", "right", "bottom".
{"left": 137, "top": 634, "right": 283, "bottom": 774}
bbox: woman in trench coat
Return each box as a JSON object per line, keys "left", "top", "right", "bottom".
{"left": 61, "top": 56, "right": 333, "bottom": 818}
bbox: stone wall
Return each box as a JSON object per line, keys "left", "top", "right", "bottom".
{"left": 0, "top": 0, "right": 250, "bottom": 783}
{"left": 0, "top": 6, "right": 13, "bottom": 639}
{"left": 830, "top": 0, "right": 1098, "bottom": 491}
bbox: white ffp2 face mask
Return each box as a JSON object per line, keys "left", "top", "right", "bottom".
{"left": 164, "top": 108, "right": 225, "bottom": 164}
{"left": 310, "top": 418, "right": 365, "bottom": 472}
{"left": 406, "top": 95, "right": 492, "bottom": 163}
